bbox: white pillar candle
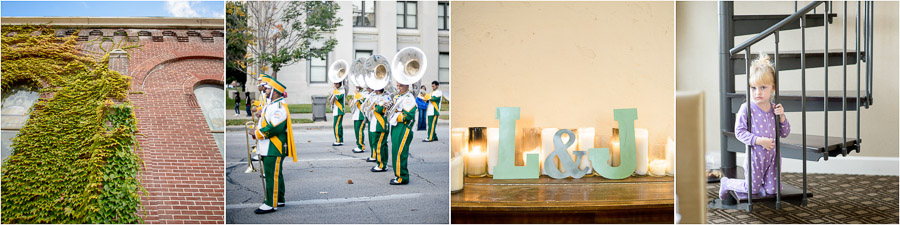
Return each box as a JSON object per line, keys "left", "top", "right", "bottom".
{"left": 578, "top": 127, "right": 595, "bottom": 174}
{"left": 451, "top": 131, "right": 464, "bottom": 158}
{"left": 666, "top": 137, "right": 675, "bottom": 176}
{"left": 486, "top": 128, "right": 499, "bottom": 175}
{"left": 540, "top": 128, "right": 559, "bottom": 175}
{"left": 451, "top": 155, "right": 464, "bottom": 192}
{"left": 467, "top": 147, "right": 487, "bottom": 177}
{"left": 635, "top": 128, "right": 649, "bottom": 175}
{"left": 649, "top": 159, "right": 667, "bottom": 176}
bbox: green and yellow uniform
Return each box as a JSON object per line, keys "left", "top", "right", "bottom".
{"left": 425, "top": 89, "right": 442, "bottom": 141}
{"left": 369, "top": 93, "right": 390, "bottom": 169}
{"left": 254, "top": 79, "right": 297, "bottom": 210}
{"left": 389, "top": 91, "right": 418, "bottom": 183}
{"left": 352, "top": 90, "right": 367, "bottom": 152}
{"left": 332, "top": 88, "right": 345, "bottom": 144}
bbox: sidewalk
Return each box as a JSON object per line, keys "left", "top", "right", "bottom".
{"left": 226, "top": 111, "right": 448, "bottom": 131}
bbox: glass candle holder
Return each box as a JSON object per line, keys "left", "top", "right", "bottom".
{"left": 520, "top": 128, "right": 542, "bottom": 167}
{"left": 466, "top": 127, "right": 487, "bottom": 177}
{"left": 610, "top": 128, "right": 620, "bottom": 167}
{"left": 451, "top": 128, "right": 467, "bottom": 158}
{"left": 648, "top": 143, "right": 667, "bottom": 176}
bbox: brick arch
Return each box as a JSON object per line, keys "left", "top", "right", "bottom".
{"left": 137, "top": 55, "right": 224, "bottom": 90}
{"left": 129, "top": 56, "right": 224, "bottom": 224}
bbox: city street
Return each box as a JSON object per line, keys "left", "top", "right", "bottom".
{"left": 225, "top": 122, "right": 449, "bottom": 224}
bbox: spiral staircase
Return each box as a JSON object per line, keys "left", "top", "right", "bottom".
{"left": 711, "top": 1, "right": 876, "bottom": 211}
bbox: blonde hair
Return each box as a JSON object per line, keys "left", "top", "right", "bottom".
{"left": 749, "top": 53, "right": 775, "bottom": 87}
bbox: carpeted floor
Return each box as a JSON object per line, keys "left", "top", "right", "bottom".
{"left": 707, "top": 173, "right": 899, "bottom": 224}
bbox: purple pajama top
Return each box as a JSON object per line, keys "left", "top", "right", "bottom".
{"left": 722, "top": 102, "right": 791, "bottom": 195}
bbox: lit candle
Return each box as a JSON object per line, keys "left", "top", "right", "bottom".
{"left": 635, "top": 128, "right": 649, "bottom": 175}
{"left": 610, "top": 128, "right": 620, "bottom": 167}
{"left": 649, "top": 159, "right": 666, "bottom": 176}
{"left": 540, "top": 128, "right": 559, "bottom": 175}
{"left": 467, "top": 127, "right": 487, "bottom": 177}
{"left": 451, "top": 155, "right": 464, "bottom": 193}
{"left": 467, "top": 146, "right": 487, "bottom": 177}
{"left": 486, "top": 128, "right": 499, "bottom": 176}
{"left": 666, "top": 137, "right": 675, "bottom": 176}
{"left": 578, "top": 127, "right": 594, "bottom": 175}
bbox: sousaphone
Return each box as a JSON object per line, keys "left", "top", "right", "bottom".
{"left": 391, "top": 47, "right": 427, "bottom": 85}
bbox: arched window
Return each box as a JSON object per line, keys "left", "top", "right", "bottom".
{"left": 1, "top": 85, "right": 40, "bottom": 160}
{"left": 194, "top": 84, "right": 225, "bottom": 157}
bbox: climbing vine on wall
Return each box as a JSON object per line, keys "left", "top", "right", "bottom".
{"left": 1, "top": 24, "right": 145, "bottom": 223}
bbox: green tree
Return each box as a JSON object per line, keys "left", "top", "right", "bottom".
{"left": 240, "top": 1, "right": 342, "bottom": 80}
{"left": 226, "top": 1, "right": 251, "bottom": 90}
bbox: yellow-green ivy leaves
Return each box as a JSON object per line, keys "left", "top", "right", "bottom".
{"left": 1, "top": 24, "right": 145, "bottom": 224}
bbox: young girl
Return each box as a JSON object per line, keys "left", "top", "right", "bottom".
{"left": 719, "top": 53, "right": 791, "bottom": 199}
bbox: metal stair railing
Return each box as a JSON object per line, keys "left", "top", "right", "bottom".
{"left": 719, "top": 0, "right": 874, "bottom": 212}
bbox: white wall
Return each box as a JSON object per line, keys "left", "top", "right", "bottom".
{"left": 676, "top": 1, "right": 899, "bottom": 161}
{"left": 451, "top": 1, "right": 675, "bottom": 148}
{"left": 260, "top": 1, "right": 450, "bottom": 104}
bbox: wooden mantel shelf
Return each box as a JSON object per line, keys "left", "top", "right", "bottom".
{"left": 451, "top": 176, "right": 674, "bottom": 224}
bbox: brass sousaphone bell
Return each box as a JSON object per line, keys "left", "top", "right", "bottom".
{"left": 363, "top": 55, "right": 393, "bottom": 120}
{"left": 327, "top": 59, "right": 349, "bottom": 104}
{"left": 349, "top": 57, "right": 367, "bottom": 116}
{"left": 386, "top": 47, "right": 427, "bottom": 119}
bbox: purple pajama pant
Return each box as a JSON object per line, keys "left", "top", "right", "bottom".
{"left": 723, "top": 102, "right": 791, "bottom": 195}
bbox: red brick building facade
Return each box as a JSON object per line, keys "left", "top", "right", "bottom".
{"left": 3, "top": 17, "right": 227, "bottom": 224}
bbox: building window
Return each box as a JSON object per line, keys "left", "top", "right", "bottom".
{"left": 439, "top": 52, "right": 449, "bottom": 84}
{"left": 353, "top": 0, "right": 376, "bottom": 27}
{"left": 355, "top": 50, "right": 373, "bottom": 61}
{"left": 396, "top": 1, "right": 417, "bottom": 29}
{"left": 194, "top": 84, "right": 225, "bottom": 156}
{"left": 1, "top": 84, "right": 39, "bottom": 158}
{"left": 438, "top": 2, "right": 449, "bottom": 30}
{"left": 309, "top": 55, "right": 328, "bottom": 83}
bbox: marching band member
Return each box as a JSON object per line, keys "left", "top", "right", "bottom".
{"left": 364, "top": 87, "right": 379, "bottom": 162}
{"left": 389, "top": 83, "right": 417, "bottom": 185}
{"left": 423, "top": 81, "right": 442, "bottom": 142}
{"left": 386, "top": 47, "right": 427, "bottom": 185}
{"left": 331, "top": 78, "right": 346, "bottom": 146}
{"left": 352, "top": 84, "right": 367, "bottom": 153}
{"left": 249, "top": 78, "right": 298, "bottom": 214}
{"left": 369, "top": 89, "right": 390, "bottom": 172}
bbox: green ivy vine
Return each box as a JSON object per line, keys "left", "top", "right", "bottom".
{"left": 1, "top": 24, "right": 145, "bottom": 223}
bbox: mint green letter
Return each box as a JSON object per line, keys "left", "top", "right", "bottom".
{"left": 590, "top": 108, "right": 637, "bottom": 179}
{"left": 493, "top": 107, "right": 539, "bottom": 179}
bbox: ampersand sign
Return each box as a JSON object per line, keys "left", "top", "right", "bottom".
{"left": 589, "top": 108, "right": 638, "bottom": 179}
{"left": 544, "top": 129, "right": 591, "bottom": 179}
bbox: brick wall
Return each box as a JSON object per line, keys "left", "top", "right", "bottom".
{"left": 80, "top": 28, "right": 225, "bottom": 224}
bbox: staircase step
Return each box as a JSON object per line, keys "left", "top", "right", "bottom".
{"left": 730, "top": 183, "right": 813, "bottom": 204}
{"left": 723, "top": 130, "right": 860, "bottom": 161}
{"left": 734, "top": 13, "right": 836, "bottom": 36}
{"left": 727, "top": 91, "right": 867, "bottom": 113}
{"left": 732, "top": 50, "right": 865, "bottom": 75}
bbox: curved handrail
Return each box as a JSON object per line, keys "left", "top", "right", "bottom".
{"left": 729, "top": 1, "right": 824, "bottom": 56}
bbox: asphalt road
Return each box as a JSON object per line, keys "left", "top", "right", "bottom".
{"left": 225, "top": 124, "right": 450, "bottom": 224}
